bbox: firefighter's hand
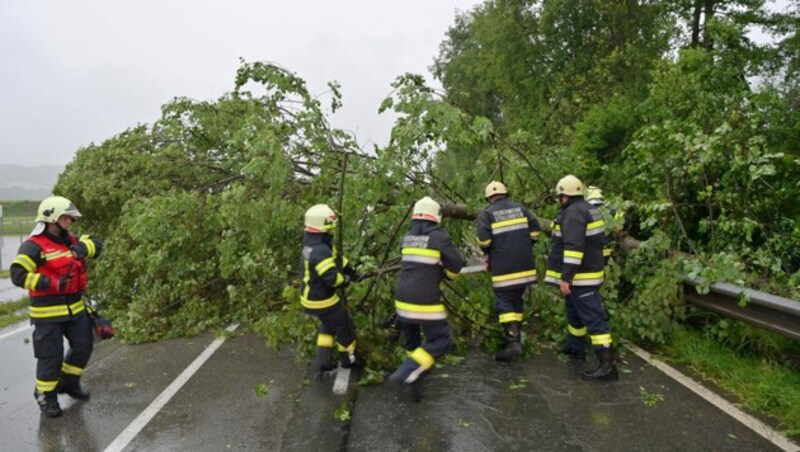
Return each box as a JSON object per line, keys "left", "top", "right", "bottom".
{"left": 71, "top": 242, "right": 89, "bottom": 259}
{"left": 342, "top": 274, "right": 352, "bottom": 288}
{"left": 483, "top": 257, "right": 491, "bottom": 271}
{"left": 560, "top": 281, "right": 571, "bottom": 296}
{"left": 50, "top": 275, "right": 73, "bottom": 292}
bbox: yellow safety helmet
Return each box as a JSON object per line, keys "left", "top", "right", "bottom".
{"left": 484, "top": 181, "right": 508, "bottom": 199}
{"left": 411, "top": 196, "right": 441, "bottom": 223}
{"left": 35, "top": 196, "right": 82, "bottom": 223}
{"left": 586, "top": 186, "right": 604, "bottom": 202}
{"left": 555, "top": 175, "right": 584, "bottom": 197}
{"left": 304, "top": 204, "right": 338, "bottom": 233}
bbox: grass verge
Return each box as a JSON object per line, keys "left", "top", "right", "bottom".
{"left": 0, "top": 297, "right": 29, "bottom": 329}
{"left": 660, "top": 329, "right": 800, "bottom": 437}
{"left": 0, "top": 270, "right": 9, "bottom": 279}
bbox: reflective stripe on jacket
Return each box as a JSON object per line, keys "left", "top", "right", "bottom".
{"left": 394, "top": 220, "right": 464, "bottom": 323}
{"left": 546, "top": 197, "right": 605, "bottom": 287}
{"left": 476, "top": 198, "right": 540, "bottom": 290}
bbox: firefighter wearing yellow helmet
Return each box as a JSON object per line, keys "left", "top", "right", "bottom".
{"left": 546, "top": 176, "right": 618, "bottom": 381}
{"left": 389, "top": 196, "right": 464, "bottom": 401}
{"left": 10, "top": 196, "right": 104, "bottom": 417}
{"left": 476, "top": 181, "right": 541, "bottom": 362}
{"left": 300, "top": 204, "right": 362, "bottom": 373}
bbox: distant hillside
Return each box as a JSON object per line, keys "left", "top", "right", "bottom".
{"left": 0, "top": 164, "right": 63, "bottom": 201}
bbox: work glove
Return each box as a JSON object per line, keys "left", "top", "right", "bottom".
{"left": 71, "top": 242, "right": 89, "bottom": 259}
{"left": 50, "top": 275, "right": 74, "bottom": 292}
{"left": 342, "top": 263, "right": 364, "bottom": 282}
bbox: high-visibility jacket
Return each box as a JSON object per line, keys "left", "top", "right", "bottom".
{"left": 545, "top": 197, "right": 605, "bottom": 287}
{"left": 11, "top": 231, "right": 102, "bottom": 323}
{"left": 476, "top": 197, "right": 540, "bottom": 290}
{"left": 299, "top": 232, "right": 351, "bottom": 311}
{"left": 394, "top": 220, "right": 464, "bottom": 323}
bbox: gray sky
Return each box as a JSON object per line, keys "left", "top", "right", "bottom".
{"left": 0, "top": 0, "right": 482, "bottom": 166}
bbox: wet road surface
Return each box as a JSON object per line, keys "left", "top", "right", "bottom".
{"left": 0, "top": 322, "right": 796, "bottom": 451}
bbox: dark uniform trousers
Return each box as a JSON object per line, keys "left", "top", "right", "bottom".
{"left": 495, "top": 286, "right": 526, "bottom": 322}
{"left": 313, "top": 303, "right": 356, "bottom": 351}
{"left": 564, "top": 286, "right": 610, "bottom": 351}
{"left": 33, "top": 313, "right": 94, "bottom": 387}
{"left": 400, "top": 320, "right": 452, "bottom": 359}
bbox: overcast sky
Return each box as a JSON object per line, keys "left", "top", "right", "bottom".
{"left": 0, "top": 0, "right": 483, "bottom": 166}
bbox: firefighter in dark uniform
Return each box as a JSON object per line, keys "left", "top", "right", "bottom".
{"left": 389, "top": 197, "right": 464, "bottom": 401}
{"left": 476, "top": 181, "right": 541, "bottom": 361}
{"left": 300, "top": 204, "right": 361, "bottom": 373}
{"left": 10, "top": 196, "right": 103, "bottom": 417}
{"left": 545, "top": 176, "right": 618, "bottom": 381}
{"left": 586, "top": 186, "right": 627, "bottom": 265}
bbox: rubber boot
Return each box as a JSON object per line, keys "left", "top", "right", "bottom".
{"left": 389, "top": 360, "right": 425, "bottom": 403}
{"left": 495, "top": 322, "right": 522, "bottom": 362}
{"left": 582, "top": 346, "right": 619, "bottom": 381}
{"left": 314, "top": 347, "right": 336, "bottom": 375}
{"left": 57, "top": 374, "right": 90, "bottom": 401}
{"left": 560, "top": 335, "right": 587, "bottom": 360}
{"left": 34, "top": 390, "right": 62, "bottom": 418}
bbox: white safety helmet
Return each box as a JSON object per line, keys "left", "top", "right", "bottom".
{"left": 304, "top": 204, "right": 338, "bottom": 233}
{"left": 484, "top": 181, "right": 508, "bottom": 199}
{"left": 411, "top": 196, "right": 441, "bottom": 223}
{"left": 555, "top": 175, "right": 584, "bottom": 197}
{"left": 586, "top": 186, "right": 604, "bottom": 205}
{"left": 31, "top": 196, "right": 82, "bottom": 236}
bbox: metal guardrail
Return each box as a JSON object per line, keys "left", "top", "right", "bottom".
{"left": 683, "top": 278, "right": 800, "bottom": 341}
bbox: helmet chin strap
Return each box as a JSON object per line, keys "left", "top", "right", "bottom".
{"left": 55, "top": 221, "right": 70, "bottom": 235}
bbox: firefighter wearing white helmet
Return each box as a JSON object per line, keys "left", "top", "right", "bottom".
{"left": 299, "top": 204, "right": 362, "bottom": 373}
{"left": 389, "top": 196, "right": 464, "bottom": 401}
{"left": 476, "top": 181, "right": 541, "bottom": 362}
{"left": 546, "top": 175, "right": 618, "bottom": 381}
{"left": 585, "top": 186, "right": 619, "bottom": 263}
{"left": 10, "top": 196, "right": 104, "bottom": 417}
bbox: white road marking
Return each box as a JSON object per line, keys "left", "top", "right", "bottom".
{"left": 333, "top": 366, "right": 351, "bottom": 395}
{"left": 0, "top": 324, "right": 32, "bottom": 341}
{"left": 103, "top": 324, "right": 239, "bottom": 452}
{"left": 626, "top": 343, "right": 799, "bottom": 452}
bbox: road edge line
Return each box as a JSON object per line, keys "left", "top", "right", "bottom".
{"left": 103, "top": 324, "right": 239, "bottom": 452}
{"left": 0, "top": 323, "right": 31, "bottom": 341}
{"left": 626, "top": 343, "right": 799, "bottom": 452}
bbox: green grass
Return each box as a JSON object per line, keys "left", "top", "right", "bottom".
{"left": 0, "top": 297, "right": 29, "bottom": 329}
{"left": 661, "top": 329, "right": 800, "bottom": 437}
{"left": 1, "top": 217, "right": 35, "bottom": 236}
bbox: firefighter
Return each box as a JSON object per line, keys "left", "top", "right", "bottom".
{"left": 476, "top": 181, "right": 541, "bottom": 361}
{"left": 586, "top": 186, "right": 627, "bottom": 264}
{"left": 10, "top": 196, "right": 104, "bottom": 417}
{"left": 389, "top": 196, "right": 464, "bottom": 401}
{"left": 545, "top": 176, "right": 618, "bottom": 381}
{"left": 300, "top": 204, "right": 362, "bottom": 374}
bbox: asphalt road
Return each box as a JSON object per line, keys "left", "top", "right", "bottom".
{"left": 0, "top": 320, "right": 796, "bottom": 451}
